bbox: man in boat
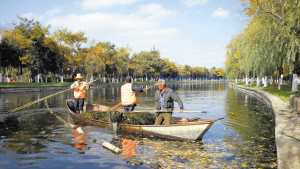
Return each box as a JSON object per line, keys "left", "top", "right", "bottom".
{"left": 70, "top": 73, "right": 94, "bottom": 114}
{"left": 154, "top": 79, "right": 184, "bottom": 125}
{"left": 121, "top": 76, "right": 143, "bottom": 114}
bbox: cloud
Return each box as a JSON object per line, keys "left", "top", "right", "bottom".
{"left": 47, "top": 12, "right": 158, "bottom": 32}
{"left": 21, "top": 8, "right": 61, "bottom": 21}
{"left": 82, "top": 0, "right": 139, "bottom": 9}
{"left": 182, "top": 0, "right": 208, "bottom": 7}
{"left": 46, "top": 4, "right": 179, "bottom": 49}
{"left": 45, "top": 9, "right": 62, "bottom": 17}
{"left": 212, "top": 43, "right": 221, "bottom": 49}
{"left": 166, "top": 48, "right": 225, "bottom": 68}
{"left": 211, "top": 8, "right": 229, "bottom": 18}
{"left": 47, "top": 4, "right": 177, "bottom": 33}
{"left": 119, "top": 28, "right": 179, "bottom": 38}
{"left": 136, "top": 3, "right": 177, "bottom": 20}
{"left": 21, "top": 12, "right": 44, "bottom": 21}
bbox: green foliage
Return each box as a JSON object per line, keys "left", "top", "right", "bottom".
{"left": 0, "top": 16, "right": 223, "bottom": 82}
{"left": 81, "top": 111, "right": 155, "bottom": 125}
{"left": 226, "top": 0, "right": 300, "bottom": 79}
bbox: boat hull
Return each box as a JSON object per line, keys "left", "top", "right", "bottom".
{"left": 66, "top": 100, "right": 217, "bottom": 140}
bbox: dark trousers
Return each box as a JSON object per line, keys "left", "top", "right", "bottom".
{"left": 123, "top": 105, "right": 135, "bottom": 114}
{"left": 155, "top": 112, "right": 172, "bottom": 125}
{"left": 74, "top": 98, "right": 85, "bottom": 112}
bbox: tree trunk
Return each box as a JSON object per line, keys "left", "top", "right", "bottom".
{"left": 257, "top": 77, "right": 260, "bottom": 86}
{"left": 7, "top": 67, "right": 11, "bottom": 83}
{"left": 263, "top": 76, "right": 268, "bottom": 88}
{"left": 90, "top": 73, "right": 94, "bottom": 82}
{"left": 292, "top": 53, "right": 300, "bottom": 92}
{"left": 60, "top": 69, "right": 63, "bottom": 83}
{"left": 20, "top": 64, "right": 23, "bottom": 83}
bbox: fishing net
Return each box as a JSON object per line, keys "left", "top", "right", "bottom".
{"left": 80, "top": 111, "right": 156, "bottom": 125}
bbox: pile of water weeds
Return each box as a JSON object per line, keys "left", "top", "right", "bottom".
{"left": 80, "top": 111, "right": 156, "bottom": 125}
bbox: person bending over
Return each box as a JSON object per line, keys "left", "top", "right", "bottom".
{"left": 121, "top": 76, "right": 143, "bottom": 114}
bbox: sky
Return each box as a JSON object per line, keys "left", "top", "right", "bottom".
{"left": 0, "top": 0, "right": 246, "bottom": 69}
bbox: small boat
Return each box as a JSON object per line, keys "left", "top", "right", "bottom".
{"left": 66, "top": 100, "right": 219, "bottom": 140}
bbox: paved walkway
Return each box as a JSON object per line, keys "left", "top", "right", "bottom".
{"left": 230, "top": 84, "right": 300, "bottom": 169}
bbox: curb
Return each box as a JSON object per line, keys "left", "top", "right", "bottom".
{"left": 230, "top": 84, "right": 300, "bottom": 169}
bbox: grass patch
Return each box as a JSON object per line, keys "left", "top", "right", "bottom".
{"left": 233, "top": 82, "right": 300, "bottom": 102}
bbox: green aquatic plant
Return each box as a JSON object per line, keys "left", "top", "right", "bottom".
{"left": 80, "top": 111, "right": 156, "bottom": 125}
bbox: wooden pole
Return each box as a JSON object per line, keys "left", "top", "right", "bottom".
{"left": 132, "top": 110, "right": 209, "bottom": 113}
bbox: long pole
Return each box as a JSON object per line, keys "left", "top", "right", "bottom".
{"left": 3, "top": 80, "right": 98, "bottom": 115}
{"left": 133, "top": 110, "right": 209, "bottom": 113}
{"left": 3, "top": 88, "right": 73, "bottom": 115}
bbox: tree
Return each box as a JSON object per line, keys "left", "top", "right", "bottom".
{"left": 1, "top": 16, "right": 59, "bottom": 82}
{"left": 53, "top": 28, "right": 87, "bottom": 80}
{"left": 183, "top": 65, "right": 191, "bottom": 78}
{"left": 161, "top": 58, "right": 178, "bottom": 78}
{"left": 216, "top": 68, "right": 225, "bottom": 78}
{"left": 177, "top": 64, "right": 184, "bottom": 78}
{"left": 84, "top": 40, "right": 108, "bottom": 79}
{"left": 132, "top": 50, "right": 165, "bottom": 78}
{"left": 210, "top": 67, "right": 218, "bottom": 78}
{"left": 226, "top": 0, "right": 300, "bottom": 84}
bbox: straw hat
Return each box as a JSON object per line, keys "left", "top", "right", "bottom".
{"left": 74, "top": 73, "right": 83, "bottom": 80}
{"left": 156, "top": 79, "right": 166, "bottom": 86}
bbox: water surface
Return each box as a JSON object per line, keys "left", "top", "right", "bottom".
{"left": 0, "top": 82, "right": 276, "bottom": 168}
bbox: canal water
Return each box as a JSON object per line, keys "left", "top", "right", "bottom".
{"left": 0, "top": 82, "right": 277, "bottom": 168}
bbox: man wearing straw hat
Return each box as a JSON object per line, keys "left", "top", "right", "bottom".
{"left": 70, "top": 73, "right": 94, "bottom": 114}
{"left": 154, "top": 79, "right": 184, "bottom": 125}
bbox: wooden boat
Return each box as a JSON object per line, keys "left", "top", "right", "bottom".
{"left": 66, "top": 100, "right": 219, "bottom": 140}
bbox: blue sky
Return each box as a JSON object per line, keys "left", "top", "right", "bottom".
{"left": 0, "top": 0, "right": 245, "bottom": 69}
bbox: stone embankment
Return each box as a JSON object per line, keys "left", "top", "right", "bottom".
{"left": 230, "top": 84, "right": 300, "bottom": 169}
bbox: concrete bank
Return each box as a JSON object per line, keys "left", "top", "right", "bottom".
{"left": 230, "top": 84, "right": 300, "bottom": 169}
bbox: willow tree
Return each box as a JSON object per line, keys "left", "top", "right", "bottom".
{"left": 239, "top": 0, "right": 300, "bottom": 90}
{"left": 226, "top": 0, "right": 300, "bottom": 89}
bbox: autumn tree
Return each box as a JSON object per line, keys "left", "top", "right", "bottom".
{"left": 53, "top": 28, "right": 87, "bottom": 80}
{"left": 226, "top": 0, "right": 300, "bottom": 90}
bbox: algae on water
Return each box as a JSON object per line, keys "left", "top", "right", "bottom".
{"left": 81, "top": 111, "right": 156, "bottom": 125}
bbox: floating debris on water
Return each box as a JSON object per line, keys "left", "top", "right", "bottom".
{"left": 81, "top": 111, "right": 156, "bottom": 125}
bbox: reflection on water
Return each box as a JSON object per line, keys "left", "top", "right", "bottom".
{"left": 0, "top": 82, "right": 276, "bottom": 168}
